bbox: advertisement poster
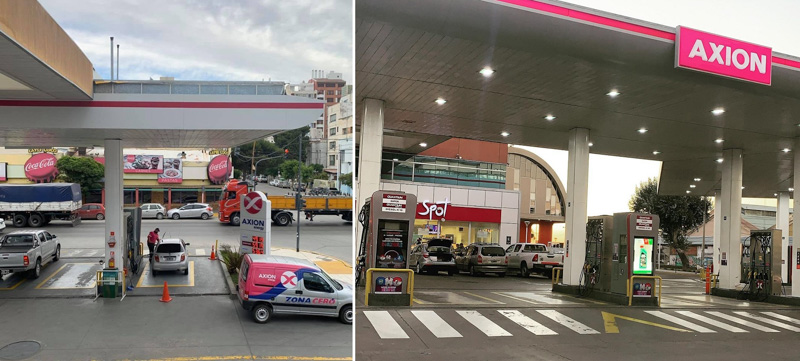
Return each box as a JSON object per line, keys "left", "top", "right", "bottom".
{"left": 374, "top": 276, "right": 403, "bottom": 294}
{"left": 157, "top": 158, "right": 183, "bottom": 184}
{"left": 632, "top": 282, "right": 653, "bottom": 297}
{"left": 124, "top": 155, "right": 164, "bottom": 173}
{"left": 208, "top": 155, "right": 232, "bottom": 185}
{"left": 0, "top": 162, "right": 6, "bottom": 181}
{"left": 633, "top": 237, "right": 654, "bottom": 275}
{"left": 24, "top": 153, "right": 58, "bottom": 183}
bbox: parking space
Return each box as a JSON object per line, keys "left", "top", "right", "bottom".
{"left": 136, "top": 261, "right": 195, "bottom": 288}
{"left": 129, "top": 257, "right": 228, "bottom": 297}
{"left": 35, "top": 263, "right": 101, "bottom": 289}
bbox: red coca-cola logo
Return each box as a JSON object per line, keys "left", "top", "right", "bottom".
{"left": 208, "top": 155, "right": 231, "bottom": 185}
{"left": 25, "top": 153, "right": 58, "bottom": 183}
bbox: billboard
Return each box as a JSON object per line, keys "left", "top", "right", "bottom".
{"left": 124, "top": 155, "right": 164, "bottom": 174}
{"left": 158, "top": 158, "right": 183, "bottom": 184}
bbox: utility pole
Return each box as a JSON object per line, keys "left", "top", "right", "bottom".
{"left": 250, "top": 142, "right": 256, "bottom": 178}
{"left": 701, "top": 195, "right": 707, "bottom": 267}
{"left": 296, "top": 133, "right": 302, "bottom": 252}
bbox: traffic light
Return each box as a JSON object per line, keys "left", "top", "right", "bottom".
{"left": 284, "top": 149, "right": 289, "bottom": 159}
{"left": 296, "top": 193, "right": 306, "bottom": 209}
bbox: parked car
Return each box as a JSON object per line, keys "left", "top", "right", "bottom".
{"left": 278, "top": 180, "right": 291, "bottom": 188}
{"left": 237, "top": 254, "right": 353, "bottom": 324}
{"left": 540, "top": 247, "right": 565, "bottom": 276}
{"left": 78, "top": 203, "right": 105, "bottom": 220}
{"left": 408, "top": 238, "right": 457, "bottom": 275}
{"left": 140, "top": 203, "right": 167, "bottom": 219}
{"left": 167, "top": 203, "right": 214, "bottom": 220}
{"left": 505, "top": 242, "right": 549, "bottom": 277}
{"left": 151, "top": 238, "right": 190, "bottom": 275}
{"left": 0, "top": 230, "right": 60, "bottom": 279}
{"left": 0, "top": 218, "right": 5, "bottom": 233}
{"left": 455, "top": 243, "right": 508, "bottom": 277}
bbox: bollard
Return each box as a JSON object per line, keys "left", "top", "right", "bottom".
{"left": 705, "top": 265, "right": 711, "bottom": 294}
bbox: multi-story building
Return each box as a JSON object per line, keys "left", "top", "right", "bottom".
{"left": 286, "top": 71, "right": 347, "bottom": 167}
{"left": 309, "top": 70, "right": 346, "bottom": 137}
{"left": 326, "top": 89, "right": 354, "bottom": 193}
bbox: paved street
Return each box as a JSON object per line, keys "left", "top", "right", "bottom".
{"left": 356, "top": 270, "right": 800, "bottom": 360}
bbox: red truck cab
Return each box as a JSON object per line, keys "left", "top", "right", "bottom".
{"left": 218, "top": 179, "right": 252, "bottom": 225}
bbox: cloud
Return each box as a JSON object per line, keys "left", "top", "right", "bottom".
{"left": 38, "top": 0, "right": 353, "bottom": 83}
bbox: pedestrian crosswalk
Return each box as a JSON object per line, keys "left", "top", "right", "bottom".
{"left": 360, "top": 309, "right": 800, "bottom": 340}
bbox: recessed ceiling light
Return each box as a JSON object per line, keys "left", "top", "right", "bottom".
{"left": 479, "top": 67, "right": 495, "bottom": 77}
{"left": 652, "top": 151, "right": 660, "bottom": 155}
{"left": 419, "top": 142, "right": 427, "bottom": 147}
{"left": 588, "top": 142, "right": 594, "bottom": 147}
{"left": 775, "top": 193, "right": 779, "bottom": 197}
{"left": 544, "top": 115, "right": 556, "bottom": 121}
{"left": 791, "top": 188, "right": 795, "bottom": 192}
{"left": 607, "top": 90, "right": 620, "bottom": 97}
{"left": 712, "top": 108, "right": 725, "bottom": 115}
{"left": 741, "top": 186, "right": 745, "bottom": 190}
{"left": 690, "top": 184, "right": 696, "bottom": 188}
{"left": 500, "top": 131, "right": 510, "bottom": 137}
{"left": 716, "top": 158, "right": 723, "bottom": 163}
{"left": 392, "top": 158, "right": 399, "bottom": 161}
{"left": 686, "top": 190, "right": 691, "bottom": 194}
{"left": 783, "top": 148, "right": 791, "bottom": 153}
{"left": 715, "top": 138, "right": 724, "bottom": 144}
{"left": 694, "top": 178, "right": 701, "bottom": 182}
{"left": 638, "top": 128, "right": 648, "bottom": 134}
{"left": 435, "top": 98, "right": 446, "bottom": 105}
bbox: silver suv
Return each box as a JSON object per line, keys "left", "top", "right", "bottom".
{"left": 408, "top": 238, "right": 457, "bottom": 276}
{"left": 455, "top": 243, "right": 508, "bottom": 277}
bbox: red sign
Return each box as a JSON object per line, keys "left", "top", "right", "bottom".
{"left": 124, "top": 154, "right": 164, "bottom": 173}
{"left": 635, "top": 215, "right": 653, "bottom": 231}
{"left": 208, "top": 155, "right": 231, "bottom": 185}
{"left": 243, "top": 192, "right": 263, "bottom": 215}
{"left": 24, "top": 153, "right": 58, "bottom": 183}
{"left": 675, "top": 26, "right": 772, "bottom": 85}
{"left": 415, "top": 203, "right": 501, "bottom": 223}
{"left": 158, "top": 158, "right": 183, "bottom": 184}
{"left": 382, "top": 194, "right": 407, "bottom": 213}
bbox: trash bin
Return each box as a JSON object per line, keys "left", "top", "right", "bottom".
{"left": 102, "top": 271, "right": 118, "bottom": 298}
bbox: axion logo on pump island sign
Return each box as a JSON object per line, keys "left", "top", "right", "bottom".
{"left": 675, "top": 26, "right": 772, "bottom": 85}
{"left": 243, "top": 192, "right": 263, "bottom": 215}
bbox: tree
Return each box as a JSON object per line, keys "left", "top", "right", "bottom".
{"left": 56, "top": 156, "right": 104, "bottom": 195}
{"left": 280, "top": 160, "right": 301, "bottom": 180}
{"left": 629, "top": 178, "right": 711, "bottom": 268}
{"left": 340, "top": 172, "right": 353, "bottom": 188}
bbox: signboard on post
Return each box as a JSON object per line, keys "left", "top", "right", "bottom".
{"left": 635, "top": 216, "right": 653, "bottom": 231}
{"left": 382, "top": 194, "right": 407, "bottom": 213}
{"left": 239, "top": 191, "right": 271, "bottom": 255}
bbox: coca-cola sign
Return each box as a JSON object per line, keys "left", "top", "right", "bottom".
{"left": 25, "top": 153, "right": 58, "bottom": 183}
{"left": 208, "top": 155, "right": 231, "bottom": 185}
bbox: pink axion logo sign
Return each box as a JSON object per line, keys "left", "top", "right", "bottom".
{"left": 675, "top": 26, "right": 772, "bottom": 85}
{"left": 243, "top": 192, "right": 263, "bottom": 215}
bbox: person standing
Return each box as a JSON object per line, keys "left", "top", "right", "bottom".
{"left": 147, "top": 228, "right": 160, "bottom": 257}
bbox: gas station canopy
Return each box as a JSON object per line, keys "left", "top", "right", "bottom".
{"left": 356, "top": 0, "right": 800, "bottom": 198}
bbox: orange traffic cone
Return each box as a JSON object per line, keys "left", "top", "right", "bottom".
{"left": 159, "top": 281, "right": 172, "bottom": 303}
{"left": 209, "top": 245, "right": 217, "bottom": 261}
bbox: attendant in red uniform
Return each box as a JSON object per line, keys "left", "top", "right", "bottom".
{"left": 147, "top": 228, "right": 160, "bottom": 257}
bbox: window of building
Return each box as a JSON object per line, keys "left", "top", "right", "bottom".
{"left": 327, "top": 90, "right": 334, "bottom": 95}
{"left": 329, "top": 114, "right": 337, "bottom": 123}
{"left": 327, "top": 98, "right": 334, "bottom": 103}
{"left": 330, "top": 127, "right": 337, "bottom": 136}
{"left": 330, "top": 141, "right": 336, "bottom": 150}
{"left": 529, "top": 179, "right": 535, "bottom": 214}
{"left": 329, "top": 155, "right": 336, "bottom": 166}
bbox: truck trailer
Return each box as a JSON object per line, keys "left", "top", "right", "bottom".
{"left": 0, "top": 183, "right": 82, "bottom": 227}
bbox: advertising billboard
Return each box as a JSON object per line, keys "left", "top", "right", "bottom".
{"left": 157, "top": 158, "right": 183, "bottom": 184}
{"left": 633, "top": 237, "right": 654, "bottom": 275}
{"left": 124, "top": 155, "right": 164, "bottom": 174}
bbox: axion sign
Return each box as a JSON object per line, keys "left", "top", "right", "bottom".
{"left": 675, "top": 26, "right": 772, "bottom": 85}
{"left": 243, "top": 192, "right": 263, "bottom": 215}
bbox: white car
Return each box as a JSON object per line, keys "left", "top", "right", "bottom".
{"left": 151, "top": 238, "right": 190, "bottom": 275}
{"left": 166, "top": 203, "right": 214, "bottom": 220}
{"left": 0, "top": 218, "right": 6, "bottom": 233}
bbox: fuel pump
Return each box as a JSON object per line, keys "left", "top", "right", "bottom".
{"left": 123, "top": 208, "right": 143, "bottom": 275}
{"left": 739, "top": 230, "right": 782, "bottom": 301}
{"left": 359, "top": 190, "right": 417, "bottom": 306}
{"left": 580, "top": 216, "right": 611, "bottom": 295}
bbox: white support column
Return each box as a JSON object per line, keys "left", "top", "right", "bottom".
{"left": 355, "top": 99, "right": 385, "bottom": 246}
{"left": 776, "top": 191, "right": 790, "bottom": 283}
{"left": 793, "top": 137, "right": 800, "bottom": 295}
{"left": 713, "top": 190, "right": 722, "bottom": 272}
{"left": 104, "top": 139, "right": 124, "bottom": 271}
{"left": 563, "top": 128, "right": 589, "bottom": 285}
{"left": 718, "top": 149, "right": 743, "bottom": 289}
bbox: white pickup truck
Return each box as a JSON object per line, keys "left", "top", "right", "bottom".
{"left": 505, "top": 243, "right": 564, "bottom": 277}
{"left": 0, "top": 230, "right": 60, "bottom": 279}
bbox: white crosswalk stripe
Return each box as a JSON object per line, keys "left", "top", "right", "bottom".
{"left": 733, "top": 311, "right": 800, "bottom": 332}
{"left": 499, "top": 310, "right": 557, "bottom": 335}
{"left": 363, "top": 311, "right": 409, "bottom": 339}
{"left": 195, "top": 249, "right": 206, "bottom": 256}
{"left": 457, "top": 310, "right": 513, "bottom": 337}
{"left": 411, "top": 310, "right": 462, "bottom": 338}
{"left": 761, "top": 312, "right": 800, "bottom": 326}
{"left": 675, "top": 311, "right": 748, "bottom": 333}
{"left": 645, "top": 311, "right": 716, "bottom": 333}
{"left": 705, "top": 311, "right": 780, "bottom": 332}
{"left": 537, "top": 310, "right": 599, "bottom": 334}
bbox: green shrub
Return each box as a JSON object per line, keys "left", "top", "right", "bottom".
{"left": 219, "top": 244, "right": 244, "bottom": 274}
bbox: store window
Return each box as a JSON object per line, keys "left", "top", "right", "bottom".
{"left": 85, "top": 189, "right": 103, "bottom": 204}
{"left": 171, "top": 189, "right": 201, "bottom": 204}
{"left": 413, "top": 219, "right": 500, "bottom": 247}
{"left": 123, "top": 190, "right": 136, "bottom": 204}
{"left": 205, "top": 189, "right": 222, "bottom": 204}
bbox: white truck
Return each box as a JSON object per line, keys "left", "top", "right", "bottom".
{"left": 0, "top": 183, "right": 82, "bottom": 228}
{"left": 505, "top": 243, "right": 565, "bottom": 277}
{"left": 0, "top": 230, "right": 60, "bottom": 279}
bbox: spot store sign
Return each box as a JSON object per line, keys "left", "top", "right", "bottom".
{"left": 675, "top": 26, "right": 772, "bottom": 85}
{"left": 239, "top": 191, "right": 271, "bottom": 255}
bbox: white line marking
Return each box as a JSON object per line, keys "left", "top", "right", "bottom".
{"left": 675, "top": 311, "right": 748, "bottom": 333}
{"left": 456, "top": 310, "right": 512, "bottom": 337}
{"left": 363, "top": 311, "right": 409, "bottom": 339}
{"left": 537, "top": 310, "right": 599, "bottom": 334}
{"left": 734, "top": 311, "right": 800, "bottom": 332}
{"left": 195, "top": 249, "right": 206, "bottom": 256}
{"left": 411, "top": 310, "right": 462, "bottom": 338}
{"left": 761, "top": 312, "right": 800, "bottom": 326}
{"left": 499, "top": 310, "right": 557, "bottom": 335}
{"left": 90, "top": 250, "right": 103, "bottom": 257}
{"left": 644, "top": 311, "right": 716, "bottom": 333}
{"left": 705, "top": 311, "right": 779, "bottom": 332}
{"left": 498, "top": 292, "right": 575, "bottom": 305}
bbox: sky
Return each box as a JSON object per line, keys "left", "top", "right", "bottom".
{"left": 512, "top": 0, "right": 800, "bottom": 216}
{"left": 38, "top": 0, "right": 353, "bottom": 84}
